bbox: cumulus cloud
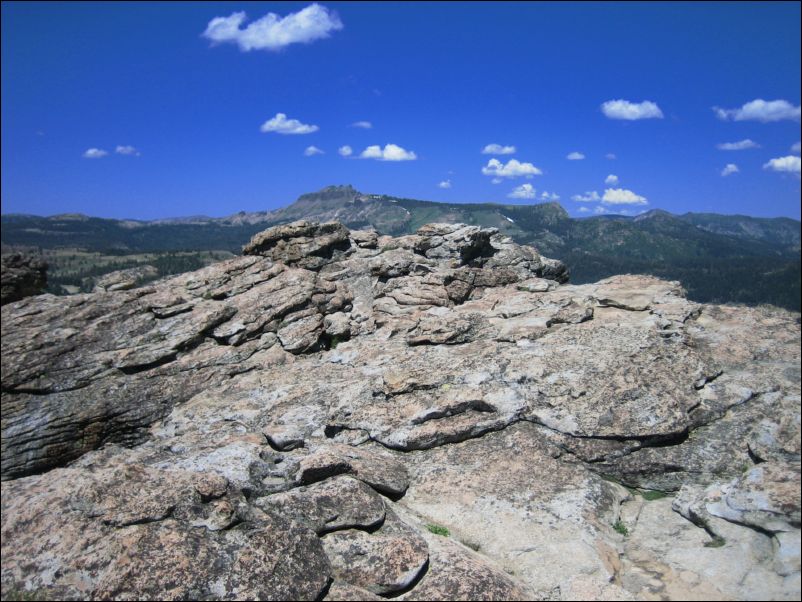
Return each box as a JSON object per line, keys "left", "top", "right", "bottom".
{"left": 713, "top": 99, "right": 801, "bottom": 122}
{"left": 351, "top": 121, "right": 372, "bottom": 129}
{"left": 481, "top": 158, "right": 542, "bottom": 178}
{"left": 360, "top": 144, "right": 417, "bottom": 161}
{"left": 260, "top": 113, "right": 319, "bottom": 134}
{"left": 571, "top": 191, "right": 601, "bottom": 202}
{"left": 792, "top": 142, "right": 801, "bottom": 154}
{"left": 115, "top": 145, "right": 140, "bottom": 156}
{"left": 577, "top": 206, "right": 591, "bottom": 213}
{"left": 438, "top": 180, "right": 452, "bottom": 189}
{"left": 508, "top": 184, "right": 536, "bottom": 199}
{"left": 605, "top": 174, "right": 619, "bottom": 185}
{"left": 338, "top": 145, "right": 353, "bottom": 157}
{"left": 304, "top": 145, "right": 324, "bottom": 156}
{"left": 566, "top": 151, "right": 585, "bottom": 160}
{"left": 491, "top": 178, "right": 502, "bottom": 184}
{"left": 605, "top": 153, "right": 617, "bottom": 160}
{"left": 602, "top": 188, "right": 648, "bottom": 205}
{"left": 541, "top": 191, "right": 560, "bottom": 201}
{"left": 763, "top": 155, "right": 801, "bottom": 175}
{"left": 83, "top": 148, "right": 108, "bottom": 158}
{"left": 601, "top": 99, "right": 664, "bottom": 120}
{"left": 482, "top": 143, "right": 516, "bottom": 155}
{"left": 716, "top": 139, "right": 759, "bottom": 151}
{"left": 720, "top": 163, "right": 739, "bottom": 177}
{"left": 202, "top": 4, "right": 343, "bottom": 52}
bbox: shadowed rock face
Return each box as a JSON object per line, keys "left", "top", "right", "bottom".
{"left": 0, "top": 253, "right": 47, "bottom": 305}
{"left": 1, "top": 220, "right": 799, "bottom": 601}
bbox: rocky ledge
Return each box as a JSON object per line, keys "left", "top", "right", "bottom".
{"left": 1, "top": 221, "right": 799, "bottom": 601}
{"left": 0, "top": 252, "right": 47, "bottom": 305}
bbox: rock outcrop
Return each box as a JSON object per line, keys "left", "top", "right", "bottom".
{"left": 93, "top": 264, "right": 160, "bottom": 292}
{"left": 1, "top": 221, "right": 799, "bottom": 601}
{"left": 0, "top": 252, "right": 47, "bottom": 304}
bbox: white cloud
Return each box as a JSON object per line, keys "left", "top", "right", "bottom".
{"left": 605, "top": 153, "right": 617, "bottom": 160}
{"left": 115, "top": 145, "right": 140, "bottom": 156}
{"left": 491, "top": 178, "right": 502, "bottom": 184}
{"left": 304, "top": 145, "right": 324, "bottom": 156}
{"left": 716, "top": 139, "right": 759, "bottom": 151}
{"left": 338, "top": 145, "right": 353, "bottom": 157}
{"left": 540, "top": 191, "right": 560, "bottom": 201}
{"left": 359, "top": 143, "right": 417, "bottom": 161}
{"left": 203, "top": 4, "right": 343, "bottom": 52}
{"left": 594, "top": 206, "right": 610, "bottom": 214}
{"left": 763, "top": 155, "right": 801, "bottom": 175}
{"left": 602, "top": 188, "right": 648, "bottom": 205}
{"left": 438, "top": 179, "right": 452, "bottom": 189}
{"left": 577, "top": 206, "right": 591, "bottom": 213}
{"left": 482, "top": 143, "right": 516, "bottom": 155}
{"left": 83, "top": 148, "right": 108, "bottom": 159}
{"left": 351, "top": 121, "right": 372, "bottom": 129}
{"left": 714, "top": 99, "right": 801, "bottom": 122}
{"left": 260, "top": 113, "right": 319, "bottom": 134}
{"left": 481, "top": 158, "right": 542, "bottom": 178}
{"left": 791, "top": 142, "right": 801, "bottom": 154}
{"left": 601, "top": 99, "right": 664, "bottom": 120}
{"left": 571, "top": 191, "right": 601, "bottom": 202}
{"left": 720, "top": 163, "right": 739, "bottom": 177}
{"left": 605, "top": 174, "right": 619, "bottom": 185}
{"left": 508, "top": 183, "right": 536, "bottom": 199}
{"left": 566, "top": 151, "right": 585, "bottom": 160}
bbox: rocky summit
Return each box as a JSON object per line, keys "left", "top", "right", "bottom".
{"left": 1, "top": 221, "right": 799, "bottom": 601}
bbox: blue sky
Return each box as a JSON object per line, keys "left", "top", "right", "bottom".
{"left": 2, "top": 1, "right": 800, "bottom": 220}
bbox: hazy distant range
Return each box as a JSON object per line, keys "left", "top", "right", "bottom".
{"left": 2, "top": 185, "right": 800, "bottom": 311}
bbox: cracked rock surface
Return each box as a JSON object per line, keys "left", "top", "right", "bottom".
{"left": 2, "top": 221, "right": 799, "bottom": 600}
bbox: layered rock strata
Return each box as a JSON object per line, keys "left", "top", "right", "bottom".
{"left": 2, "top": 221, "right": 799, "bottom": 600}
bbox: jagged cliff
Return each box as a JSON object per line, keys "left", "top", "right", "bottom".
{"left": 1, "top": 221, "right": 799, "bottom": 600}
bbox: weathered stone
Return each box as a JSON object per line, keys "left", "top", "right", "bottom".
{"left": 0, "top": 460, "right": 331, "bottom": 601}
{"left": 93, "top": 264, "right": 159, "bottom": 292}
{"left": 1, "top": 221, "right": 799, "bottom": 601}
{"left": 254, "top": 475, "right": 386, "bottom": 534}
{"left": 0, "top": 252, "right": 47, "bottom": 304}
{"left": 323, "top": 582, "right": 383, "bottom": 601}
{"left": 297, "top": 443, "right": 410, "bottom": 497}
{"left": 704, "top": 462, "right": 801, "bottom": 533}
{"left": 350, "top": 228, "right": 379, "bottom": 249}
{"left": 394, "top": 505, "right": 535, "bottom": 601}
{"left": 322, "top": 510, "right": 429, "bottom": 595}
{"left": 242, "top": 220, "right": 352, "bottom": 269}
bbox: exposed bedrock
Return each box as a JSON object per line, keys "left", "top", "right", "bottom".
{"left": 1, "top": 220, "right": 799, "bottom": 600}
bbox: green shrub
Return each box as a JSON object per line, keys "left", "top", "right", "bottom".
{"left": 704, "top": 536, "right": 726, "bottom": 548}
{"left": 425, "top": 523, "right": 450, "bottom": 537}
{"left": 640, "top": 489, "right": 668, "bottom": 501}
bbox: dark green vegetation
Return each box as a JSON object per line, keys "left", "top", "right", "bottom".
{"left": 2, "top": 186, "right": 799, "bottom": 310}
{"left": 613, "top": 520, "right": 629, "bottom": 536}
{"left": 425, "top": 523, "right": 450, "bottom": 537}
{"left": 639, "top": 489, "right": 669, "bottom": 501}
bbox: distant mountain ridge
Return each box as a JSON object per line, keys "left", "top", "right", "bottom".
{"left": 2, "top": 185, "right": 800, "bottom": 310}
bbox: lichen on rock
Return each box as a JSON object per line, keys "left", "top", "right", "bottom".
{"left": 1, "top": 220, "right": 799, "bottom": 600}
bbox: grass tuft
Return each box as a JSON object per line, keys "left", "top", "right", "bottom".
{"left": 612, "top": 520, "right": 629, "bottom": 536}
{"left": 425, "top": 523, "right": 450, "bottom": 537}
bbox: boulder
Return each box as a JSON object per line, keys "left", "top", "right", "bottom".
{"left": 0, "top": 252, "right": 47, "bottom": 304}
